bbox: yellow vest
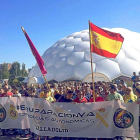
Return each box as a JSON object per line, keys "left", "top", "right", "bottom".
{"left": 123, "top": 94, "right": 137, "bottom": 103}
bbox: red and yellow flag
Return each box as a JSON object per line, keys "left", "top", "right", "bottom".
{"left": 89, "top": 22, "right": 124, "bottom": 58}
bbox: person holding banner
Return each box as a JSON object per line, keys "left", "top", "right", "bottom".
{"left": 54, "top": 89, "right": 62, "bottom": 101}
{"left": 108, "top": 84, "right": 124, "bottom": 102}
{"left": 19, "top": 85, "right": 29, "bottom": 97}
{"left": 84, "top": 85, "right": 92, "bottom": 101}
{"left": 45, "top": 90, "right": 54, "bottom": 102}
{"left": 58, "top": 90, "right": 73, "bottom": 102}
{"left": 73, "top": 89, "right": 88, "bottom": 103}
{"left": 2, "top": 80, "right": 11, "bottom": 89}
{"left": 89, "top": 89, "right": 104, "bottom": 102}
{"left": 123, "top": 87, "right": 137, "bottom": 103}
{"left": 0, "top": 88, "right": 4, "bottom": 96}
{"left": 28, "top": 87, "right": 38, "bottom": 98}
{"left": 0, "top": 86, "right": 13, "bottom": 97}
{"left": 12, "top": 86, "right": 21, "bottom": 97}
{"left": 36, "top": 84, "right": 42, "bottom": 97}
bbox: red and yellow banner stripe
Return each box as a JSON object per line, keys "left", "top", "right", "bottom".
{"left": 90, "top": 22, "right": 124, "bottom": 58}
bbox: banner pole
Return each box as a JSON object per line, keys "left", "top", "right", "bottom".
{"left": 89, "top": 20, "right": 95, "bottom": 102}
{"left": 42, "top": 75, "right": 51, "bottom": 92}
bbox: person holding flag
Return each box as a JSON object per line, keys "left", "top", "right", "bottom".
{"left": 21, "top": 27, "right": 50, "bottom": 140}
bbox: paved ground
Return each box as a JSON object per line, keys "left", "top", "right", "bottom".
{"left": 0, "top": 136, "right": 49, "bottom": 140}
{"left": 0, "top": 136, "right": 63, "bottom": 140}
{"left": 0, "top": 136, "right": 134, "bottom": 140}
{"left": 0, "top": 136, "right": 29, "bottom": 140}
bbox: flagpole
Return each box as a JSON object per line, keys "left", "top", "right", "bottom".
{"left": 88, "top": 20, "right": 95, "bottom": 102}
{"left": 42, "top": 75, "right": 51, "bottom": 92}
{"left": 21, "top": 26, "right": 51, "bottom": 93}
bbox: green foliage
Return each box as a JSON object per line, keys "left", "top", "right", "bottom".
{"left": 0, "top": 61, "right": 29, "bottom": 86}
{"left": 9, "top": 62, "right": 21, "bottom": 76}
{"left": 1, "top": 63, "right": 10, "bottom": 79}
{"left": 8, "top": 78, "right": 13, "bottom": 86}
{"left": 18, "top": 77, "right": 24, "bottom": 81}
{"left": 9, "top": 77, "right": 24, "bottom": 87}
{"left": 21, "top": 63, "right": 28, "bottom": 76}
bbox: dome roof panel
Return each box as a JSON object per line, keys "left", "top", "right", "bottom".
{"left": 74, "top": 32, "right": 88, "bottom": 38}
{"left": 59, "top": 46, "right": 74, "bottom": 57}
{"left": 57, "top": 37, "right": 73, "bottom": 45}
{"left": 123, "top": 47, "right": 140, "bottom": 62}
{"left": 45, "top": 47, "right": 54, "bottom": 55}
{"left": 74, "top": 42, "right": 90, "bottom": 52}
{"left": 121, "top": 39, "right": 132, "bottom": 50}
{"left": 67, "top": 52, "right": 84, "bottom": 66}
{"left": 85, "top": 50, "right": 104, "bottom": 62}
{"left": 109, "top": 49, "right": 125, "bottom": 63}
{"left": 66, "top": 38, "right": 81, "bottom": 47}
{"left": 73, "top": 62, "right": 95, "bottom": 80}
{"left": 67, "top": 32, "right": 80, "bottom": 37}
{"left": 45, "top": 55, "right": 59, "bottom": 68}
{"left": 30, "top": 66, "right": 42, "bottom": 77}
{"left": 81, "top": 35, "right": 89, "bottom": 41}
{"left": 55, "top": 58, "right": 67, "bottom": 69}
{"left": 119, "top": 58, "right": 140, "bottom": 77}
{"left": 46, "top": 66, "right": 57, "bottom": 81}
{"left": 55, "top": 64, "right": 74, "bottom": 81}
{"left": 81, "top": 30, "right": 88, "bottom": 33}
{"left": 55, "top": 37, "right": 66, "bottom": 44}
{"left": 96, "top": 59, "right": 121, "bottom": 79}
{"left": 51, "top": 44, "right": 65, "bottom": 55}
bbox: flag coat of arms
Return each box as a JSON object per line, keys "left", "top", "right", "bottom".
{"left": 89, "top": 22, "right": 124, "bottom": 58}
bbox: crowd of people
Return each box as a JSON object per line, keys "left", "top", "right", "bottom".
{"left": 0, "top": 72, "right": 140, "bottom": 140}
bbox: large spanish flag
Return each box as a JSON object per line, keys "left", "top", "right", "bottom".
{"left": 89, "top": 22, "right": 124, "bottom": 58}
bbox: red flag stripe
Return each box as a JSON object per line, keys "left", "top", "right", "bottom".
{"left": 91, "top": 44, "right": 117, "bottom": 58}
{"left": 90, "top": 22, "right": 124, "bottom": 42}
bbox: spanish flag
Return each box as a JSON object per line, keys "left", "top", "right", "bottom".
{"left": 89, "top": 22, "right": 124, "bottom": 58}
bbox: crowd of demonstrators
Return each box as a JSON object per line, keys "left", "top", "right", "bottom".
{"left": 0, "top": 72, "right": 140, "bottom": 139}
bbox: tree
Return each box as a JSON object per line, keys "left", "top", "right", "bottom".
{"left": 21, "top": 63, "right": 28, "bottom": 76}
{"left": 1, "top": 63, "right": 10, "bottom": 79}
{"left": 9, "top": 62, "right": 21, "bottom": 77}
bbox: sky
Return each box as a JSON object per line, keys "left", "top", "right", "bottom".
{"left": 0, "top": 0, "right": 140, "bottom": 69}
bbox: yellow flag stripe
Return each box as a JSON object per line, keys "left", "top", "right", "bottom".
{"left": 90, "top": 30, "right": 122, "bottom": 54}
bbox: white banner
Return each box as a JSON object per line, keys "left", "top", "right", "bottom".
{"left": 0, "top": 97, "right": 138, "bottom": 138}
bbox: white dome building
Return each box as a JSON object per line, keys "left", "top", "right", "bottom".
{"left": 28, "top": 28, "right": 140, "bottom": 84}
